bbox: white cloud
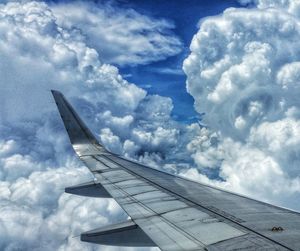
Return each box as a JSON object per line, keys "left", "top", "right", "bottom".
{"left": 0, "top": 1, "right": 182, "bottom": 250}
{"left": 277, "top": 61, "right": 300, "bottom": 90}
{"left": 0, "top": 140, "right": 19, "bottom": 157}
{"left": 257, "top": 0, "right": 300, "bottom": 17}
{"left": 3, "top": 0, "right": 300, "bottom": 249}
{"left": 183, "top": 0, "right": 300, "bottom": 208}
{"left": 51, "top": 1, "right": 182, "bottom": 66}
{"left": 132, "top": 126, "right": 179, "bottom": 153}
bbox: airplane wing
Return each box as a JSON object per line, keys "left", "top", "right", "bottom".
{"left": 51, "top": 90, "right": 300, "bottom": 251}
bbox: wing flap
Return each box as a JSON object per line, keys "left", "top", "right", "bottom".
{"left": 81, "top": 219, "right": 156, "bottom": 247}
{"left": 65, "top": 180, "right": 111, "bottom": 198}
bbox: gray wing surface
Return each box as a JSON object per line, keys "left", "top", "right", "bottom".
{"left": 51, "top": 90, "right": 300, "bottom": 251}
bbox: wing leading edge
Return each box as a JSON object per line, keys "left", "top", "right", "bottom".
{"left": 51, "top": 90, "right": 300, "bottom": 251}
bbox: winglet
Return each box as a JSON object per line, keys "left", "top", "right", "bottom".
{"left": 51, "top": 90, "right": 108, "bottom": 156}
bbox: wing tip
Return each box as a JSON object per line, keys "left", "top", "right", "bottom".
{"left": 51, "top": 89, "right": 62, "bottom": 96}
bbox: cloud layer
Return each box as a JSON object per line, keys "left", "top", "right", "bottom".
{"left": 2, "top": 0, "right": 300, "bottom": 250}
{"left": 0, "top": 1, "right": 180, "bottom": 250}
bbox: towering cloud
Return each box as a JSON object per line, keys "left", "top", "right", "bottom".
{"left": 2, "top": 0, "right": 300, "bottom": 250}
{"left": 183, "top": 0, "right": 300, "bottom": 209}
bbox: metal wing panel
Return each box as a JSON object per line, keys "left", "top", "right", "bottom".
{"left": 93, "top": 168, "right": 247, "bottom": 250}
{"left": 51, "top": 90, "right": 299, "bottom": 250}
{"left": 107, "top": 155, "right": 300, "bottom": 250}
{"left": 93, "top": 169, "right": 206, "bottom": 250}
{"left": 82, "top": 156, "right": 287, "bottom": 250}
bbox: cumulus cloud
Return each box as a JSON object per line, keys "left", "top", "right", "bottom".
{"left": 183, "top": 0, "right": 300, "bottom": 208}
{"left": 0, "top": 1, "right": 178, "bottom": 250}
{"left": 3, "top": 0, "right": 300, "bottom": 250}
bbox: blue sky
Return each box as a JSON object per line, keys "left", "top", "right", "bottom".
{"left": 43, "top": 0, "right": 242, "bottom": 122}
{"left": 2, "top": 0, "right": 300, "bottom": 249}
{"left": 118, "top": 0, "right": 242, "bottom": 122}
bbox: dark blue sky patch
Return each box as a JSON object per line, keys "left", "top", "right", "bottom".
{"left": 117, "top": 0, "right": 242, "bottom": 122}
{"left": 46, "top": 0, "right": 242, "bottom": 122}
